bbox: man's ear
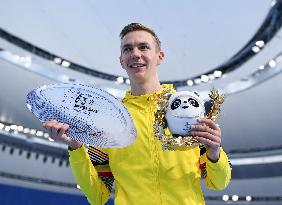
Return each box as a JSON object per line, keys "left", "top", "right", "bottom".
{"left": 119, "top": 56, "right": 125, "bottom": 69}
{"left": 157, "top": 51, "right": 165, "bottom": 65}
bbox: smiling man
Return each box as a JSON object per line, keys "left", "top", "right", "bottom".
{"left": 119, "top": 28, "right": 164, "bottom": 94}
{"left": 43, "top": 23, "right": 231, "bottom": 205}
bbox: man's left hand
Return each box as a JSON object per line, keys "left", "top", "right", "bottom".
{"left": 190, "top": 118, "right": 221, "bottom": 162}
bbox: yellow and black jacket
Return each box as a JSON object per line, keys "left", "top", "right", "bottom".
{"left": 69, "top": 84, "right": 232, "bottom": 205}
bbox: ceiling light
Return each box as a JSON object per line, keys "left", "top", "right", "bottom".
{"left": 20, "top": 56, "right": 25, "bottom": 61}
{"left": 214, "top": 70, "right": 222, "bottom": 78}
{"left": 259, "top": 65, "right": 265, "bottom": 70}
{"left": 36, "top": 131, "right": 44, "bottom": 137}
{"left": 232, "top": 195, "right": 239, "bottom": 201}
{"left": 255, "top": 40, "right": 265, "bottom": 48}
{"left": 5, "top": 126, "right": 11, "bottom": 132}
{"left": 222, "top": 195, "right": 229, "bottom": 201}
{"left": 268, "top": 60, "right": 276, "bottom": 67}
{"left": 186, "top": 80, "right": 194, "bottom": 86}
{"left": 23, "top": 128, "right": 30, "bottom": 133}
{"left": 194, "top": 78, "right": 202, "bottom": 85}
{"left": 116, "top": 77, "right": 124, "bottom": 84}
{"left": 208, "top": 74, "right": 215, "bottom": 80}
{"left": 125, "top": 79, "right": 130, "bottom": 84}
{"left": 25, "top": 56, "right": 32, "bottom": 62}
{"left": 62, "top": 60, "right": 70, "bottom": 67}
{"left": 13, "top": 54, "right": 20, "bottom": 61}
{"left": 246, "top": 195, "right": 252, "bottom": 201}
{"left": 24, "top": 56, "right": 32, "bottom": 68}
{"left": 17, "top": 126, "right": 23, "bottom": 132}
{"left": 200, "top": 75, "right": 209, "bottom": 82}
{"left": 271, "top": 0, "right": 277, "bottom": 7}
{"left": 30, "top": 129, "right": 36, "bottom": 135}
{"left": 252, "top": 46, "right": 260, "bottom": 53}
{"left": 10, "top": 125, "right": 17, "bottom": 130}
{"left": 24, "top": 63, "right": 31, "bottom": 68}
{"left": 54, "top": 57, "right": 62, "bottom": 64}
{"left": 0, "top": 121, "right": 49, "bottom": 139}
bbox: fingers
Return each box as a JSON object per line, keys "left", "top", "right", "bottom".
{"left": 42, "top": 121, "right": 82, "bottom": 149}
{"left": 191, "top": 128, "right": 221, "bottom": 146}
{"left": 42, "top": 120, "right": 70, "bottom": 142}
{"left": 57, "top": 123, "right": 70, "bottom": 137}
{"left": 191, "top": 124, "right": 219, "bottom": 137}
{"left": 193, "top": 134, "right": 221, "bottom": 148}
{"left": 197, "top": 118, "right": 220, "bottom": 131}
{"left": 190, "top": 118, "right": 222, "bottom": 148}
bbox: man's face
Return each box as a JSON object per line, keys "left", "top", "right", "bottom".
{"left": 119, "top": 30, "right": 164, "bottom": 83}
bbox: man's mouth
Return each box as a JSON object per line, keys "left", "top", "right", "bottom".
{"left": 129, "top": 63, "right": 146, "bottom": 68}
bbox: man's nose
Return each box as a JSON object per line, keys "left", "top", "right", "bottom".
{"left": 131, "top": 47, "right": 141, "bottom": 59}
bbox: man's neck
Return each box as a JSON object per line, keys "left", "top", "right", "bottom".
{"left": 130, "top": 81, "right": 163, "bottom": 96}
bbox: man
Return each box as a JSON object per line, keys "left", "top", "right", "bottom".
{"left": 43, "top": 23, "right": 231, "bottom": 205}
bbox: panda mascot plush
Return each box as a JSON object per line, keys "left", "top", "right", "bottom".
{"left": 165, "top": 91, "right": 212, "bottom": 136}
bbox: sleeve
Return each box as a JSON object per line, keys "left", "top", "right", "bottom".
{"left": 69, "top": 145, "right": 113, "bottom": 205}
{"left": 199, "top": 145, "right": 232, "bottom": 190}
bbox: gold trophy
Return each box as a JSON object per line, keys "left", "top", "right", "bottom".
{"left": 154, "top": 88, "right": 224, "bottom": 150}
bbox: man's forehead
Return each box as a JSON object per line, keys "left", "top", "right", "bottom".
{"left": 121, "top": 31, "right": 155, "bottom": 45}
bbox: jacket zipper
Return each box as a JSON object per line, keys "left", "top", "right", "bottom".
{"left": 148, "top": 96, "right": 163, "bottom": 204}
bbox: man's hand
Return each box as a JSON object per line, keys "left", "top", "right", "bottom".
{"left": 42, "top": 120, "right": 82, "bottom": 150}
{"left": 190, "top": 118, "right": 221, "bottom": 162}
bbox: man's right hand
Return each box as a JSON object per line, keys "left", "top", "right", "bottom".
{"left": 42, "top": 120, "right": 82, "bottom": 150}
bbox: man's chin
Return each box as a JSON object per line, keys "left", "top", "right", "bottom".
{"left": 130, "top": 73, "right": 147, "bottom": 82}
{"left": 130, "top": 68, "right": 146, "bottom": 76}
{"left": 131, "top": 66, "right": 146, "bottom": 72}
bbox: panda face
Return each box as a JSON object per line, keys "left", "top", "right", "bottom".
{"left": 171, "top": 97, "right": 199, "bottom": 110}
{"left": 168, "top": 92, "right": 204, "bottom": 118}
{"left": 166, "top": 91, "right": 205, "bottom": 135}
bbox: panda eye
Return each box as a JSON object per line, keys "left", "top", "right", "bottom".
{"left": 188, "top": 98, "right": 199, "bottom": 107}
{"left": 171, "top": 99, "right": 181, "bottom": 110}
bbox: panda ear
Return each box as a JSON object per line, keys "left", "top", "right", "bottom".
{"left": 167, "top": 93, "right": 172, "bottom": 99}
{"left": 204, "top": 100, "right": 214, "bottom": 115}
{"left": 194, "top": 91, "right": 200, "bottom": 97}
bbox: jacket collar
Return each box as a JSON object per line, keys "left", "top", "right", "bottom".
{"left": 122, "top": 84, "right": 174, "bottom": 108}
{"left": 124, "top": 84, "right": 173, "bottom": 99}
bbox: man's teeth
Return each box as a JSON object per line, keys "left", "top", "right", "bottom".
{"left": 131, "top": 65, "right": 144, "bottom": 68}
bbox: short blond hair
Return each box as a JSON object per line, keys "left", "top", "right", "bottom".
{"left": 120, "top": 23, "right": 161, "bottom": 50}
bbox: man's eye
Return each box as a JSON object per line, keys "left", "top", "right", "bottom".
{"left": 123, "top": 47, "right": 131, "bottom": 53}
{"left": 140, "top": 45, "right": 149, "bottom": 50}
